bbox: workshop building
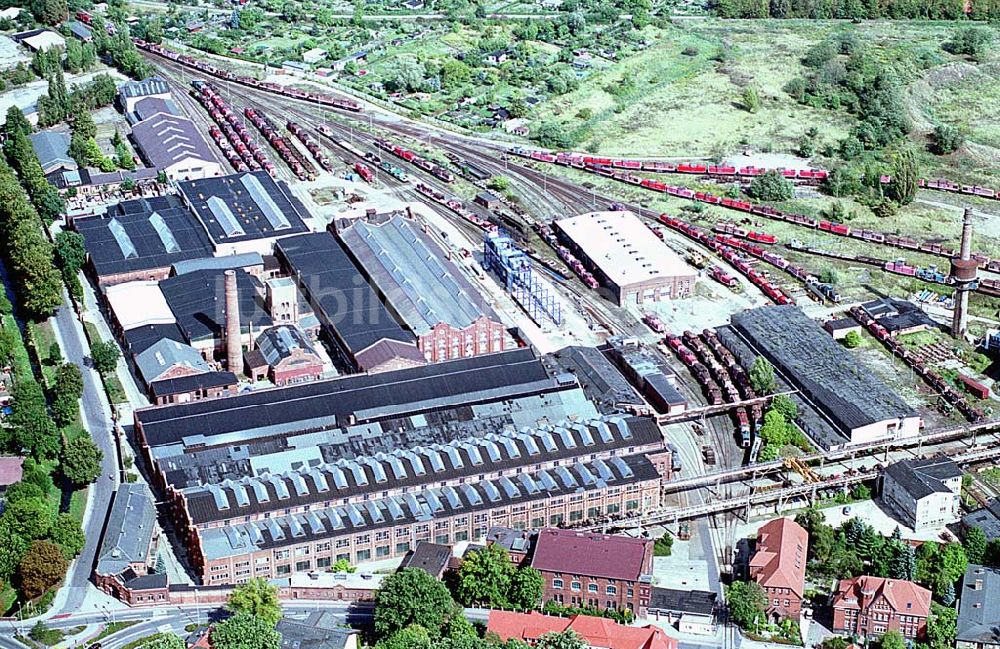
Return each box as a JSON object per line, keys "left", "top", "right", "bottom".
{"left": 553, "top": 211, "right": 696, "bottom": 306}
{"left": 131, "top": 112, "right": 222, "bottom": 181}
{"left": 881, "top": 456, "right": 962, "bottom": 532}
{"left": 245, "top": 324, "right": 324, "bottom": 386}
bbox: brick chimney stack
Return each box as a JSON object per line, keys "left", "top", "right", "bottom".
{"left": 224, "top": 270, "right": 242, "bottom": 375}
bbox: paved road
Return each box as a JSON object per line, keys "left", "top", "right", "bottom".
{"left": 46, "top": 291, "right": 118, "bottom": 617}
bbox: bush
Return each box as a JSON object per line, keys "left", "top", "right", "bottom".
{"left": 747, "top": 170, "right": 794, "bottom": 202}
{"left": 843, "top": 331, "right": 862, "bottom": 348}
{"left": 931, "top": 124, "right": 963, "bottom": 155}
{"left": 654, "top": 534, "right": 673, "bottom": 557}
{"left": 943, "top": 27, "right": 993, "bottom": 62}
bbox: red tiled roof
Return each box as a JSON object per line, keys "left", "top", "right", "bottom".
{"left": 832, "top": 576, "right": 931, "bottom": 618}
{"left": 0, "top": 456, "right": 24, "bottom": 487}
{"left": 749, "top": 517, "right": 808, "bottom": 597}
{"left": 529, "top": 528, "right": 652, "bottom": 581}
{"left": 486, "top": 611, "right": 676, "bottom": 649}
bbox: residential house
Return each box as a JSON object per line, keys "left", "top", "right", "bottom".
{"left": 485, "top": 526, "right": 535, "bottom": 566}
{"left": 30, "top": 131, "right": 76, "bottom": 177}
{"left": 486, "top": 611, "right": 676, "bottom": 649}
{"left": 749, "top": 517, "right": 808, "bottom": 622}
{"left": 399, "top": 542, "right": 451, "bottom": 579}
{"left": 831, "top": 576, "right": 931, "bottom": 640}
{"left": 530, "top": 528, "right": 654, "bottom": 616}
{"left": 881, "top": 456, "right": 962, "bottom": 531}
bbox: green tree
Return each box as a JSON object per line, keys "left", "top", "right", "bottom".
{"left": 49, "top": 513, "right": 85, "bottom": 560}
{"left": 876, "top": 630, "right": 906, "bottom": 649}
{"left": 532, "top": 121, "right": 574, "bottom": 149}
{"left": 227, "top": 577, "right": 282, "bottom": 627}
{"left": 90, "top": 340, "right": 121, "bottom": 374}
{"left": 0, "top": 522, "right": 28, "bottom": 584}
{"left": 60, "top": 435, "right": 103, "bottom": 487}
{"left": 917, "top": 542, "right": 968, "bottom": 599}
{"left": 32, "top": 0, "right": 67, "bottom": 26}
{"left": 749, "top": 356, "right": 776, "bottom": 394}
{"left": 374, "top": 568, "right": 455, "bottom": 639}
{"left": 747, "top": 170, "right": 794, "bottom": 202}
{"left": 770, "top": 394, "right": 798, "bottom": 421}
{"left": 843, "top": 330, "right": 862, "bottom": 348}
{"left": 727, "top": 581, "right": 767, "bottom": 630}
{"left": 211, "top": 612, "right": 281, "bottom": 649}
{"left": 537, "top": 630, "right": 586, "bottom": 649}
{"left": 4, "top": 106, "right": 32, "bottom": 138}
{"left": 508, "top": 567, "right": 544, "bottom": 610}
{"left": 654, "top": 534, "right": 673, "bottom": 557}
{"left": 741, "top": 86, "right": 761, "bottom": 113}
{"left": 144, "top": 634, "right": 186, "bottom": 649}
{"left": 377, "top": 625, "right": 432, "bottom": 649}
{"left": 759, "top": 409, "right": 792, "bottom": 447}
{"left": 456, "top": 543, "right": 514, "bottom": 607}
{"left": 889, "top": 541, "right": 916, "bottom": 581}
{"left": 926, "top": 602, "right": 957, "bottom": 649}
{"left": 931, "top": 124, "right": 964, "bottom": 155}
{"left": 54, "top": 362, "right": 84, "bottom": 400}
{"left": 9, "top": 379, "right": 59, "bottom": 459}
{"left": 17, "top": 539, "right": 67, "bottom": 598}
{"left": 884, "top": 144, "right": 919, "bottom": 205}
{"left": 963, "top": 526, "right": 988, "bottom": 565}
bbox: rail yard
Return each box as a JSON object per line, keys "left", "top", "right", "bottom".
{"left": 4, "top": 14, "right": 1000, "bottom": 649}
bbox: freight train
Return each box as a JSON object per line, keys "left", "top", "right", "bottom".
{"left": 533, "top": 222, "right": 599, "bottom": 289}
{"left": 287, "top": 121, "right": 334, "bottom": 172}
{"left": 136, "top": 40, "right": 363, "bottom": 112}
{"left": 510, "top": 147, "right": 1000, "bottom": 201}
{"left": 850, "top": 306, "right": 984, "bottom": 423}
{"left": 244, "top": 108, "right": 317, "bottom": 181}
{"left": 513, "top": 149, "right": 1000, "bottom": 271}
{"left": 189, "top": 80, "right": 273, "bottom": 175}
{"left": 374, "top": 138, "right": 454, "bottom": 183}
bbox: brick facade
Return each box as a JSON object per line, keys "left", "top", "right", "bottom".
{"left": 831, "top": 576, "right": 931, "bottom": 640}
{"left": 417, "top": 317, "right": 506, "bottom": 362}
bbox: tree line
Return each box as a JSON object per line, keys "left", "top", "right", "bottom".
{"left": 714, "top": 0, "right": 1000, "bottom": 21}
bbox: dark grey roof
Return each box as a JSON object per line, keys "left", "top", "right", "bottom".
{"left": 731, "top": 306, "right": 916, "bottom": 434}
{"left": 256, "top": 325, "right": 319, "bottom": 366}
{"left": 117, "top": 76, "right": 170, "bottom": 100}
{"left": 486, "top": 526, "right": 535, "bottom": 554}
{"left": 862, "top": 298, "right": 935, "bottom": 333}
{"left": 885, "top": 456, "right": 962, "bottom": 501}
{"left": 275, "top": 233, "right": 420, "bottom": 365}
{"left": 644, "top": 373, "right": 687, "bottom": 407}
{"left": 963, "top": 499, "right": 1000, "bottom": 541}
{"left": 198, "top": 451, "right": 659, "bottom": 560}
{"left": 337, "top": 216, "right": 498, "bottom": 335}
{"left": 121, "top": 570, "right": 168, "bottom": 591}
{"left": 131, "top": 113, "right": 217, "bottom": 170}
{"left": 29, "top": 131, "right": 75, "bottom": 175}
{"left": 957, "top": 565, "right": 1000, "bottom": 645}
{"left": 159, "top": 269, "right": 273, "bottom": 343}
{"left": 649, "top": 587, "right": 717, "bottom": 616}
{"left": 67, "top": 21, "right": 92, "bottom": 40}
{"left": 543, "top": 346, "right": 643, "bottom": 414}
{"left": 182, "top": 416, "right": 657, "bottom": 524}
{"left": 150, "top": 371, "right": 238, "bottom": 398}
{"left": 124, "top": 323, "right": 187, "bottom": 356}
{"left": 862, "top": 297, "right": 900, "bottom": 319}
{"left": 135, "top": 347, "right": 555, "bottom": 449}
{"left": 825, "top": 318, "right": 860, "bottom": 331}
{"left": 96, "top": 483, "right": 157, "bottom": 576}
{"left": 178, "top": 172, "right": 310, "bottom": 245}
{"left": 476, "top": 191, "right": 500, "bottom": 203}
{"left": 276, "top": 619, "right": 357, "bottom": 649}
{"left": 131, "top": 96, "right": 178, "bottom": 123}
{"left": 74, "top": 195, "right": 213, "bottom": 278}
{"left": 400, "top": 542, "right": 451, "bottom": 577}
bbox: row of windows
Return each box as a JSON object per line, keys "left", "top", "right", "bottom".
{"left": 552, "top": 579, "right": 619, "bottom": 596}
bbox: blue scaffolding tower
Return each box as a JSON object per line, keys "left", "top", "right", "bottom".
{"left": 483, "top": 231, "right": 561, "bottom": 325}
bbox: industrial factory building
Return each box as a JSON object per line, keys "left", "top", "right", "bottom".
{"left": 131, "top": 348, "right": 670, "bottom": 584}
{"left": 276, "top": 233, "right": 426, "bottom": 373}
{"left": 730, "top": 306, "right": 920, "bottom": 446}
{"left": 130, "top": 112, "right": 222, "bottom": 181}
{"left": 554, "top": 211, "right": 696, "bottom": 306}
{"left": 75, "top": 196, "right": 213, "bottom": 286}
{"left": 177, "top": 171, "right": 311, "bottom": 255}
{"left": 336, "top": 215, "right": 506, "bottom": 362}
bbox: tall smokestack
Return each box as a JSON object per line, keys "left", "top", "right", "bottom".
{"left": 951, "top": 208, "right": 977, "bottom": 338}
{"left": 224, "top": 270, "right": 242, "bottom": 374}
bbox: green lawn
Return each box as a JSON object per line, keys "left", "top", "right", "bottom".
{"left": 27, "top": 320, "right": 58, "bottom": 387}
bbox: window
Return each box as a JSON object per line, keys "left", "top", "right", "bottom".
{"left": 295, "top": 547, "right": 309, "bottom": 557}
{"left": 316, "top": 557, "right": 331, "bottom": 568}
{"left": 376, "top": 545, "right": 390, "bottom": 558}
{"left": 276, "top": 564, "right": 291, "bottom": 575}
{"left": 607, "top": 585, "right": 617, "bottom": 595}
{"left": 356, "top": 549, "right": 371, "bottom": 561}
{"left": 454, "top": 531, "right": 468, "bottom": 542}
{"left": 569, "top": 510, "right": 583, "bottom": 522}
{"left": 435, "top": 534, "right": 449, "bottom": 544}
{"left": 275, "top": 550, "right": 290, "bottom": 560}
{"left": 571, "top": 581, "right": 581, "bottom": 592}
{"left": 396, "top": 542, "right": 411, "bottom": 554}
{"left": 549, "top": 514, "right": 564, "bottom": 525}
{"left": 295, "top": 560, "right": 311, "bottom": 571}
{"left": 588, "top": 584, "right": 598, "bottom": 593}
{"left": 337, "top": 553, "right": 350, "bottom": 562}
{"left": 553, "top": 579, "right": 564, "bottom": 589}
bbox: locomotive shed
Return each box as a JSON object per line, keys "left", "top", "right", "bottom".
{"left": 552, "top": 210, "right": 697, "bottom": 307}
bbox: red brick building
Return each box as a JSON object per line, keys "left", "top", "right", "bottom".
{"left": 832, "top": 576, "right": 931, "bottom": 640}
{"left": 530, "top": 528, "right": 654, "bottom": 616}
{"left": 487, "top": 610, "right": 676, "bottom": 649}
{"left": 749, "top": 517, "right": 809, "bottom": 622}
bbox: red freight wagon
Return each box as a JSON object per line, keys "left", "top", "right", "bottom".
{"left": 959, "top": 375, "right": 990, "bottom": 400}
